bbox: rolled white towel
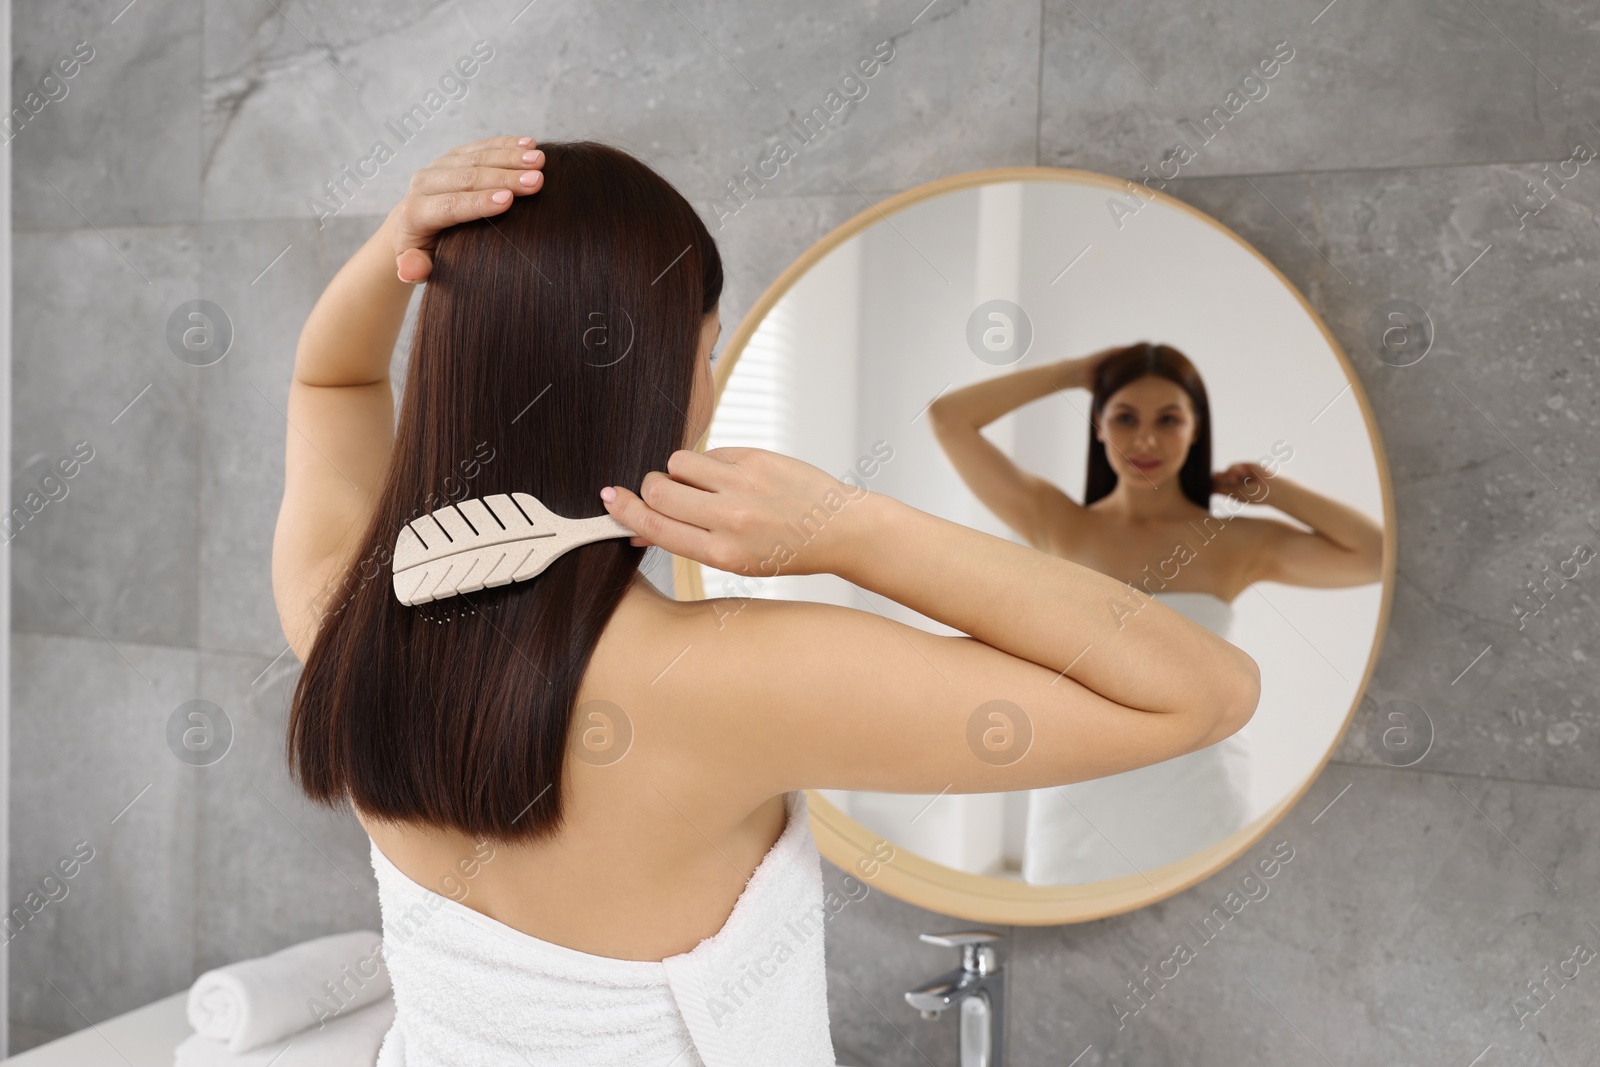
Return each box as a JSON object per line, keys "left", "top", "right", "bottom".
{"left": 185, "top": 930, "right": 390, "bottom": 1053}
{"left": 174, "top": 993, "right": 396, "bottom": 1067}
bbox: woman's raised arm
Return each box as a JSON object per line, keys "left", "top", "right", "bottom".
{"left": 927, "top": 350, "right": 1111, "bottom": 550}
{"left": 272, "top": 135, "right": 545, "bottom": 661}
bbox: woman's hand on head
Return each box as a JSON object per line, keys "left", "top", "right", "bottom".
{"left": 1212, "top": 460, "right": 1273, "bottom": 504}
{"left": 600, "top": 447, "right": 869, "bottom": 579}
{"left": 388, "top": 135, "right": 545, "bottom": 283}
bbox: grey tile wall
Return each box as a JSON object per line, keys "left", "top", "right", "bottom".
{"left": 12, "top": 0, "right": 1599, "bottom": 1061}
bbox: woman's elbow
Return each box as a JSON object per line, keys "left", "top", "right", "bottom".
{"left": 1216, "top": 649, "right": 1262, "bottom": 738}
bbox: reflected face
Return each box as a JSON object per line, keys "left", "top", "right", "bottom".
{"left": 684, "top": 307, "right": 722, "bottom": 450}
{"left": 1094, "top": 375, "right": 1198, "bottom": 485}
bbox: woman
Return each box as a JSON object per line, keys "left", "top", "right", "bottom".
{"left": 272, "top": 137, "right": 1262, "bottom": 1065}
{"left": 928, "top": 343, "right": 1382, "bottom": 883}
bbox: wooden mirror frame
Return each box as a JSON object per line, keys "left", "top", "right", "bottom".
{"left": 673, "top": 165, "right": 1397, "bottom": 924}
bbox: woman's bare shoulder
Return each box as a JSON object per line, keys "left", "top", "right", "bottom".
{"left": 583, "top": 577, "right": 787, "bottom": 737}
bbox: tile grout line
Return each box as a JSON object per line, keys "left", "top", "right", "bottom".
{"left": 1321, "top": 756, "right": 1600, "bottom": 796}
{"left": 7, "top": 152, "right": 1588, "bottom": 237}
{"left": 1035, "top": 0, "right": 1045, "bottom": 169}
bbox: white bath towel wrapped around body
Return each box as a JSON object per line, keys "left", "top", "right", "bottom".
{"left": 370, "top": 789, "right": 837, "bottom": 1067}
{"left": 1023, "top": 590, "right": 1254, "bottom": 884}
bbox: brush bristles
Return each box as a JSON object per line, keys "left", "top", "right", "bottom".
{"left": 412, "top": 599, "right": 505, "bottom": 624}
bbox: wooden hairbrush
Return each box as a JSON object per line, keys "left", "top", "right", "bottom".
{"left": 393, "top": 493, "right": 633, "bottom": 608}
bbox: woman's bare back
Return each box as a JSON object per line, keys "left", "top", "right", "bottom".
{"left": 356, "top": 574, "right": 788, "bottom": 962}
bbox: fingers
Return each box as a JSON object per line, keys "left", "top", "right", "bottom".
{"left": 394, "top": 184, "right": 523, "bottom": 245}
{"left": 613, "top": 449, "right": 750, "bottom": 551}
{"left": 638, "top": 468, "right": 724, "bottom": 531}
{"left": 414, "top": 147, "right": 545, "bottom": 195}
{"left": 409, "top": 166, "right": 543, "bottom": 197}
{"left": 396, "top": 247, "right": 433, "bottom": 283}
{"left": 391, "top": 141, "right": 546, "bottom": 273}
{"left": 439, "top": 135, "right": 537, "bottom": 161}
{"left": 601, "top": 484, "right": 719, "bottom": 565}
{"left": 408, "top": 171, "right": 543, "bottom": 218}
{"left": 663, "top": 448, "right": 745, "bottom": 492}
{"left": 433, "top": 144, "right": 542, "bottom": 168}
{"left": 701, "top": 444, "right": 761, "bottom": 464}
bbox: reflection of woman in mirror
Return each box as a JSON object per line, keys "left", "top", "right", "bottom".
{"left": 928, "top": 341, "right": 1382, "bottom": 884}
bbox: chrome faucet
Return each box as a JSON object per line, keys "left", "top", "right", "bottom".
{"left": 905, "top": 930, "right": 1005, "bottom": 1067}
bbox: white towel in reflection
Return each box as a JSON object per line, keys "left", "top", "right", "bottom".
{"left": 185, "top": 930, "right": 390, "bottom": 1053}
{"left": 1023, "top": 590, "right": 1254, "bottom": 884}
{"left": 174, "top": 994, "right": 396, "bottom": 1067}
{"left": 1023, "top": 732, "right": 1253, "bottom": 882}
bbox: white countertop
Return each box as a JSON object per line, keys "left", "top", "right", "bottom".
{"left": 6, "top": 992, "right": 192, "bottom": 1065}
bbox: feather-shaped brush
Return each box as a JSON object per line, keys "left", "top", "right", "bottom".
{"left": 393, "top": 492, "right": 633, "bottom": 614}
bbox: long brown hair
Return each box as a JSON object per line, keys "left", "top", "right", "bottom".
{"left": 1084, "top": 342, "right": 1213, "bottom": 510}
{"left": 286, "top": 140, "right": 723, "bottom": 844}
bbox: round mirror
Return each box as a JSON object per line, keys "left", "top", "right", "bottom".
{"left": 675, "top": 166, "right": 1394, "bottom": 923}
